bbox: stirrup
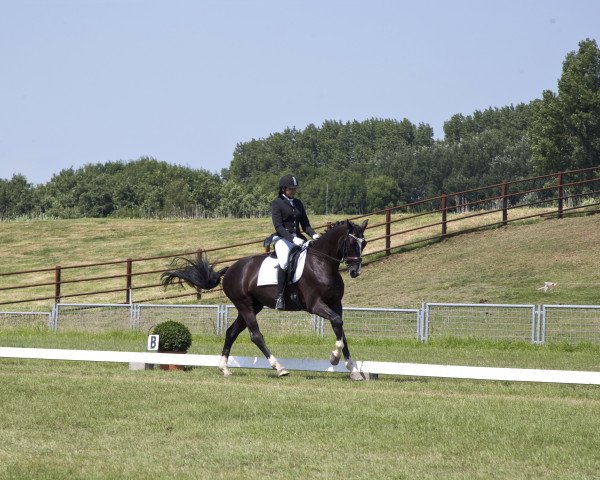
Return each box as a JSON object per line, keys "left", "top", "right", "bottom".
{"left": 275, "top": 295, "right": 285, "bottom": 310}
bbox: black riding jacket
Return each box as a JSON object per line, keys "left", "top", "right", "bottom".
{"left": 271, "top": 195, "right": 317, "bottom": 242}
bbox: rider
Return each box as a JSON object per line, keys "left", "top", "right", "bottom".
{"left": 271, "top": 174, "right": 320, "bottom": 310}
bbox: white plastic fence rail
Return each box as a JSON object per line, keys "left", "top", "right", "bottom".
{"left": 1, "top": 347, "right": 599, "bottom": 385}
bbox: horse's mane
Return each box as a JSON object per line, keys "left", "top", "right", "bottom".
{"left": 318, "top": 220, "right": 349, "bottom": 239}
{"left": 310, "top": 220, "right": 356, "bottom": 251}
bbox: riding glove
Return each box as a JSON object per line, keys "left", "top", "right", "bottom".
{"left": 292, "top": 237, "right": 304, "bottom": 246}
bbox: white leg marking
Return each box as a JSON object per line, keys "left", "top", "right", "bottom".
{"left": 269, "top": 355, "right": 289, "bottom": 377}
{"left": 345, "top": 357, "right": 359, "bottom": 372}
{"left": 346, "top": 357, "right": 365, "bottom": 380}
{"left": 218, "top": 355, "right": 232, "bottom": 376}
{"left": 333, "top": 340, "right": 343, "bottom": 358}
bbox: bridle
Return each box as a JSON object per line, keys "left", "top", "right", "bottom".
{"left": 344, "top": 234, "right": 366, "bottom": 266}
{"left": 308, "top": 232, "right": 366, "bottom": 267}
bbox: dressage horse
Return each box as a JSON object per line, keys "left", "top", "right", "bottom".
{"left": 161, "top": 219, "right": 368, "bottom": 380}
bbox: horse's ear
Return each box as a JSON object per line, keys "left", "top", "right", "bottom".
{"left": 361, "top": 219, "right": 368, "bottom": 231}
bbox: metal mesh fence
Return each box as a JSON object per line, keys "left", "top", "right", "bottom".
{"left": 424, "top": 303, "right": 536, "bottom": 342}
{"left": 53, "top": 304, "right": 133, "bottom": 332}
{"left": 224, "top": 306, "right": 318, "bottom": 336}
{"left": 542, "top": 305, "right": 600, "bottom": 344}
{"left": 336, "top": 307, "right": 420, "bottom": 339}
{"left": 4, "top": 302, "right": 600, "bottom": 345}
{"left": 137, "top": 304, "right": 220, "bottom": 335}
{"left": 0, "top": 311, "right": 51, "bottom": 329}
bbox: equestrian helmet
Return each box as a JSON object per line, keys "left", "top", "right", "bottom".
{"left": 279, "top": 175, "right": 299, "bottom": 189}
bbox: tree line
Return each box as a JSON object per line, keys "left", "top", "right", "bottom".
{"left": 2, "top": 39, "right": 599, "bottom": 219}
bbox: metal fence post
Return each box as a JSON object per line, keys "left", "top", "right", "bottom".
{"left": 422, "top": 303, "right": 430, "bottom": 342}
{"left": 540, "top": 305, "right": 546, "bottom": 344}
{"left": 216, "top": 305, "right": 222, "bottom": 335}
{"left": 531, "top": 305, "right": 537, "bottom": 344}
{"left": 50, "top": 303, "right": 59, "bottom": 331}
{"left": 129, "top": 303, "right": 140, "bottom": 331}
{"left": 218, "top": 304, "right": 229, "bottom": 336}
{"left": 417, "top": 304, "right": 423, "bottom": 340}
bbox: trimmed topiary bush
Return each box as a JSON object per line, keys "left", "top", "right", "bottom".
{"left": 151, "top": 321, "right": 192, "bottom": 352}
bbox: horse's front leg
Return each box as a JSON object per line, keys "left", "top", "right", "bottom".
{"left": 312, "top": 302, "right": 364, "bottom": 381}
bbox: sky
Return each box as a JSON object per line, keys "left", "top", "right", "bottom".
{"left": 1, "top": 0, "right": 599, "bottom": 185}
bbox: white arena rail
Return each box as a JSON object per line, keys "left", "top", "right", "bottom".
{"left": 1, "top": 347, "right": 600, "bottom": 385}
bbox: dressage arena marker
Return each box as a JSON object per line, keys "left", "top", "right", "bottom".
{"left": 1, "top": 347, "right": 600, "bottom": 385}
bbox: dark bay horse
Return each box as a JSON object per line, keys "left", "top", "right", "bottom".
{"left": 161, "top": 219, "right": 368, "bottom": 380}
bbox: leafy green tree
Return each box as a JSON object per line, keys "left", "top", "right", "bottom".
{"left": 0, "top": 174, "right": 38, "bottom": 218}
{"left": 366, "top": 176, "right": 400, "bottom": 211}
{"left": 530, "top": 38, "right": 600, "bottom": 173}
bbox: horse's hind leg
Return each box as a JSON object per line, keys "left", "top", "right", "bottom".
{"left": 219, "top": 315, "right": 247, "bottom": 376}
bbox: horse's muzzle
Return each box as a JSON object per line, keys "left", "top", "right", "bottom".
{"left": 348, "top": 261, "right": 362, "bottom": 278}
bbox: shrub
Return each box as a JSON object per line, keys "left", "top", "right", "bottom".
{"left": 151, "top": 321, "right": 192, "bottom": 352}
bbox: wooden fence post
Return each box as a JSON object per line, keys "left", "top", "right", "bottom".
{"left": 501, "top": 183, "right": 508, "bottom": 226}
{"left": 125, "top": 259, "right": 133, "bottom": 304}
{"left": 196, "top": 249, "right": 203, "bottom": 300}
{"left": 441, "top": 194, "right": 447, "bottom": 237}
{"left": 54, "top": 266, "right": 61, "bottom": 303}
{"left": 557, "top": 173, "right": 564, "bottom": 219}
{"left": 385, "top": 208, "right": 391, "bottom": 256}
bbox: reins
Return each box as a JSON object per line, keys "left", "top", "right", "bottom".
{"left": 307, "top": 245, "right": 341, "bottom": 264}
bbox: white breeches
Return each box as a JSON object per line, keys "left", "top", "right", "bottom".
{"left": 274, "top": 237, "right": 294, "bottom": 269}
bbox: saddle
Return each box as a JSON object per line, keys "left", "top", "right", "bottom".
{"left": 257, "top": 241, "right": 308, "bottom": 294}
{"left": 268, "top": 244, "right": 302, "bottom": 284}
{"left": 264, "top": 233, "right": 307, "bottom": 285}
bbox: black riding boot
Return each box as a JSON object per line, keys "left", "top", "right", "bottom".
{"left": 275, "top": 266, "right": 287, "bottom": 310}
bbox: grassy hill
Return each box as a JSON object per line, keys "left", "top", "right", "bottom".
{"left": 1, "top": 213, "right": 599, "bottom": 309}
{"left": 347, "top": 213, "right": 600, "bottom": 307}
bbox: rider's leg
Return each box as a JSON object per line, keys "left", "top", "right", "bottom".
{"left": 275, "top": 266, "right": 286, "bottom": 310}
{"left": 274, "top": 239, "right": 292, "bottom": 310}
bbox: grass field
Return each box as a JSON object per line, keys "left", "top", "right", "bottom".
{"left": 2, "top": 213, "right": 600, "bottom": 478}
{"left": 1, "top": 211, "right": 600, "bottom": 308}
{"left": 1, "top": 331, "right": 600, "bottom": 480}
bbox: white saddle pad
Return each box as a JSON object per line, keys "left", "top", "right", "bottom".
{"left": 257, "top": 249, "right": 307, "bottom": 286}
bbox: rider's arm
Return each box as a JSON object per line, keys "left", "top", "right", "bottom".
{"left": 297, "top": 200, "right": 317, "bottom": 238}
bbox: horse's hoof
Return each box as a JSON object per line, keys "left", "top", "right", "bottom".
{"left": 330, "top": 351, "right": 340, "bottom": 365}
{"left": 350, "top": 371, "right": 365, "bottom": 381}
{"left": 277, "top": 368, "right": 289, "bottom": 377}
{"left": 219, "top": 367, "right": 233, "bottom": 377}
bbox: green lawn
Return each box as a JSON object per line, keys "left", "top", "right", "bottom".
{"left": 2, "top": 213, "right": 600, "bottom": 478}
{"left": 1, "top": 331, "right": 599, "bottom": 479}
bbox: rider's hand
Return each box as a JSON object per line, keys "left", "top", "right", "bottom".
{"left": 312, "top": 233, "right": 320, "bottom": 240}
{"left": 292, "top": 237, "right": 304, "bottom": 246}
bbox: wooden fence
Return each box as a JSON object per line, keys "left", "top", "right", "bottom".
{"left": 1, "top": 166, "right": 599, "bottom": 308}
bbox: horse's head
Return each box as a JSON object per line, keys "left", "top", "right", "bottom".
{"left": 345, "top": 219, "right": 368, "bottom": 278}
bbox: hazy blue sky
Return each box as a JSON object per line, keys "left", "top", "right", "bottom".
{"left": 1, "top": 0, "right": 599, "bottom": 184}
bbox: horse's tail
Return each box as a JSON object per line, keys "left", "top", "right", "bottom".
{"left": 161, "top": 257, "right": 229, "bottom": 291}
